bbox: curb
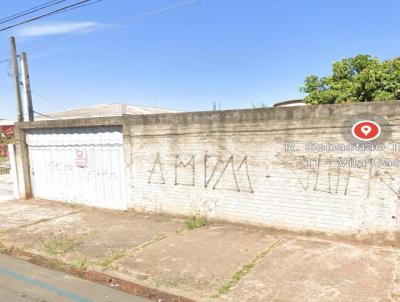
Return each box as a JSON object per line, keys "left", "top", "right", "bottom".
{"left": 2, "top": 246, "right": 194, "bottom": 302}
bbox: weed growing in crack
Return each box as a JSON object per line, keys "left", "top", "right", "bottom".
{"left": 185, "top": 216, "right": 207, "bottom": 230}
{"left": 154, "top": 275, "right": 180, "bottom": 288}
{"left": 70, "top": 259, "right": 89, "bottom": 269}
{"left": 98, "top": 249, "right": 126, "bottom": 270}
{"left": 0, "top": 241, "right": 6, "bottom": 254}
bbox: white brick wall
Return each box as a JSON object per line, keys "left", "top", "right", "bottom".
{"left": 125, "top": 104, "right": 400, "bottom": 242}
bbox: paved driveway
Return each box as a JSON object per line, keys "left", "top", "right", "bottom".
{"left": 0, "top": 174, "right": 13, "bottom": 202}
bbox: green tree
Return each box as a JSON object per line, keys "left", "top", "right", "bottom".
{"left": 301, "top": 55, "right": 400, "bottom": 104}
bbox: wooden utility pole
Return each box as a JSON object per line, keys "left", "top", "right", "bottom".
{"left": 20, "top": 52, "right": 34, "bottom": 121}
{"left": 10, "top": 36, "right": 23, "bottom": 122}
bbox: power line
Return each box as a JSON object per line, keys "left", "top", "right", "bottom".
{"left": 0, "top": 0, "right": 68, "bottom": 26}
{"left": 31, "top": 91, "right": 68, "bottom": 111}
{"left": 1, "top": 0, "right": 200, "bottom": 117}
{"left": 23, "top": 0, "right": 200, "bottom": 53}
{"left": 83, "top": 0, "right": 200, "bottom": 34}
{"left": 0, "top": 84, "right": 13, "bottom": 90}
{"left": 0, "top": 0, "right": 200, "bottom": 62}
{"left": 0, "top": 0, "right": 199, "bottom": 61}
{"left": 1, "top": 67, "right": 68, "bottom": 112}
{"left": 0, "top": 0, "right": 102, "bottom": 32}
{"left": 29, "top": 0, "right": 106, "bottom": 20}
{"left": 33, "top": 110, "right": 60, "bottom": 120}
{"left": 32, "top": 91, "right": 94, "bottom": 119}
{"left": 58, "top": 0, "right": 105, "bottom": 14}
{"left": 0, "top": 0, "right": 105, "bottom": 32}
{"left": 0, "top": 0, "right": 60, "bottom": 23}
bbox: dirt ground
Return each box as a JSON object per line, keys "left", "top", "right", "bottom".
{"left": 0, "top": 199, "right": 399, "bottom": 302}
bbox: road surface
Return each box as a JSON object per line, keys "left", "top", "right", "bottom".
{"left": 0, "top": 254, "right": 149, "bottom": 302}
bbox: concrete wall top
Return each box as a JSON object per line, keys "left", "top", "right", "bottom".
{"left": 16, "top": 116, "right": 124, "bottom": 130}
{"left": 15, "top": 101, "right": 400, "bottom": 130}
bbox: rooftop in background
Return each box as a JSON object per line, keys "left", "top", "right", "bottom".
{"left": 0, "top": 119, "right": 14, "bottom": 126}
{"left": 35, "top": 103, "right": 179, "bottom": 120}
{"left": 273, "top": 99, "right": 305, "bottom": 107}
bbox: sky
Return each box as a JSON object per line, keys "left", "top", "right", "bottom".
{"left": 0, "top": 0, "right": 400, "bottom": 120}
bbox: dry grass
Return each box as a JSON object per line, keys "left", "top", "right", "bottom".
{"left": 42, "top": 236, "right": 79, "bottom": 255}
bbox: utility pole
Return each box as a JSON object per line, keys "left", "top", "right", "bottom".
{"left": 10, "top": 36, "right": 23, "bottom": 122}
{"left": 20, "top": 52, "right": 34, "bottom": 121}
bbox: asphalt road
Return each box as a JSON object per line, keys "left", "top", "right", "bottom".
{"left": 0, "top": 254, "right": 149, "bottom": 302}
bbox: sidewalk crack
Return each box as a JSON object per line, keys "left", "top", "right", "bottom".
{"left": 212, "top": 237, "right": 284, "bottom": 298}
{"left": 6, "top": 210, "right": 83, "bottom": 233}
{"left": 97, "top": 226, "right": 188, "bottom": 270}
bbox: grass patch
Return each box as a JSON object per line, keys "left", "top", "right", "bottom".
{"left": 70, "top": 259, "right": 89, "bottom": 269}
{"left": 42, "top": 236, "right": 78, "bottom": 256}
{"left": 0, "top": 242, "right": 6, "bottom": 254}
{"left": 22, "top": 242, "right": 34, "bottom": 250}
{"left": 185, "top": 216, "right": 207, "bottom": 230}
{"left": 154, "top": 275, "right": 179, "bottom": 288}
{"left": 213, "top": 238, "right": 283, "bottom": 297}
{"left": 215, "top": 261, "right": 255, "bottom": 296}
{"left": 98, "top": 249, "right": 126, "bottom": 270}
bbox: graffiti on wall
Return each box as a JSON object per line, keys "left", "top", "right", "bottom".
{"left": 148, "top": 154, "right": 165, "bottom": 184}
{"left": 145, "top": 153, "right": 400, "bottom": 200}
{"left": 147, "top": 154, "right": 254, "bottom": 193}
{"left": 47, "top": 159, "right": 117, "bottom": 179}
{"left": 204, "top": 155, "right": 254, "bottom": 193}
{"left": 282, "top": 154, "right": 400, "bottom": 201}
{"left": 175, "top": 155, "right": 195, "bottom": 186}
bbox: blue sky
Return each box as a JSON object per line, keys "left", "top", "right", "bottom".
{"left": 0, "top": 0, "right": 400, "bottom": 119}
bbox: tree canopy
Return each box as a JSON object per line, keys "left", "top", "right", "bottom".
{"left": 301, "top": 55, "right": 400, "bottom": 104}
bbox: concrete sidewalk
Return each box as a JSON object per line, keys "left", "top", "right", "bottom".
{"left": 0, "top": 199, "right": 399, "bottom": 302}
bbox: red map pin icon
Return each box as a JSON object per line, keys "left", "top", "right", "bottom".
{"left": 351, "top": 120, "right": 381, "bottom": 141}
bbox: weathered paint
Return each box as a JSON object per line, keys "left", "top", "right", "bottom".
{"left": 123, "top": 102, "right": 400, "bottom": 244}
{"left": 26, "top": 126, "right": 126, "bottom": 210}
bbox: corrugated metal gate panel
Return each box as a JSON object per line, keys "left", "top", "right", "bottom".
{"left": 27, "top": 126, "right": 126, "bottom": 210}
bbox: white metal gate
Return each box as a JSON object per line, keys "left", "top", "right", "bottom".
{"left": 27, "top": 126, "right": 126, "bottom": 210}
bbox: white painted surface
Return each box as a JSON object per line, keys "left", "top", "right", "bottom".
{"left": 27, "top": 127, "right": 126, "bottom": 210}
{"left": 8, "top": 144, "right": 19, "bottom": 199}
{"left": 126, "top": 110, "right": 400, "bottom": 242}
{"left": 0, "top": 174, "right": 13, "bottom": 202}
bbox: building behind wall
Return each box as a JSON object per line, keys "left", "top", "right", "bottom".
{"left": 35, "top": 103, "right": 179, "bottom": 120}
{"left": 0, "top": 119, "right": 14, "bottom": 158}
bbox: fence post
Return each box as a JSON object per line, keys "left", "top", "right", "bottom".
{"left": 8, "top": 144, "right": 19, "bottom": 199}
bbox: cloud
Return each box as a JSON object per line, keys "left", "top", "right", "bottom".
{"left": 16, "top": 21, "right": 101, "bottom": 37}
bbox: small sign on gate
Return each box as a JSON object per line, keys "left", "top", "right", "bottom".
{"left": 75, "top": 149, "right": 87, "bottom": 168}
